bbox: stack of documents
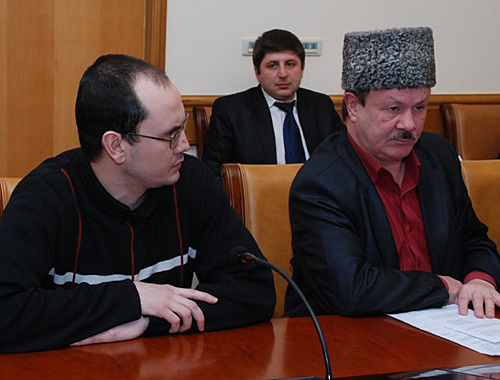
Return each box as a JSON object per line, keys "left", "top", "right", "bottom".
{"left": 389, "top": 304, "right": 500, "bottom": 355}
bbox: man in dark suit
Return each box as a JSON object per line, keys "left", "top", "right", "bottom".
{"left": 202, "top": 29, "right": 343, "bottom": 177}
{"left": 285, "top": 27, "right": 500, "bottom": 319}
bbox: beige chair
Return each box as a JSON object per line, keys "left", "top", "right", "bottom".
{"left": 221, "top": 163, "right": 302, "bottom": 317}
{"left": 440, "top": 103, "right": 500, "bottom": 159}
{"left": 461, "top": 160, "right": 500, "bottom": 249}
{"left": 192, "top": 106, "right": 212, "bottom": 159}
{"left": 0, "top": 177, "right": 22, "bottom": 220}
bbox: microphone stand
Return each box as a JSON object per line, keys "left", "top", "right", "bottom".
{"left": 239, "top": 251, "right": 333, "bottom": 380}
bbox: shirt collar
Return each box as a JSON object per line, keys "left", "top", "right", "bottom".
{"left": 260, "top": 86, "right": 297, "bottom": 109}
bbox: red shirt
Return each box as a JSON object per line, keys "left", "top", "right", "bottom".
{"left": 348, "top": 133, "right": 431, "bottom": 271}
{"left": 347, "top": 132, "right": 496, "bottom": 287}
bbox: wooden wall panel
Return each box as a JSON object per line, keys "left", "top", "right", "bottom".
{"left": 99, "top": 1, "right": 145, "bottom": 54}
{"left": 0, "top": 0, "right": 9, "bottom": 175}
{"left": 145, "top": 0, "right": 168, "bottom": 69}
{"left": 0, "top": 0, "right": 167, "bottom": 177}
{"left": 2, "top": 0, "right": 55, "bottom": 176}
{"left": 52, "top": 0, "right": 145, "bottom": 158}
{"left": 52, "top": 1, "right": 101, "bottom": 162}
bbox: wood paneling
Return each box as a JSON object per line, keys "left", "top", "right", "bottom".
{"left": 1, "top": 0, "right": 55, "bottom": 176}
{"left": 182, "top": 93, "right": 500, "bottom": 146}
{"left": 145, "top": 0, "right": 168, "bottom": 69}
{"left": 0, "top": 0, "right": 167, "bottom": 177}
{"left": 0, "top": 1, "right": 5, "bottom": 175}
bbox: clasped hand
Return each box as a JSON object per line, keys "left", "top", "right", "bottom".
{"left": 442, "top": 276, "right": 500, "bottom": 318}
{"left": 71, "top": 282, "right": 218, "bottom": 347}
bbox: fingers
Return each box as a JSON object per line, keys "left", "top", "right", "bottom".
{"left": 472, "top": 288, "right": 500, "bottom": 319}
{"left": 163, "top": 297, "right": 201, "bottom": 333}
{"left": 155, "top": 286, "right": 216, "bottom": 332}
{"left": 457, "top": 294, "right": 470, "bottom": 316}
{"left": 165, "top": 288, "right": 217, "bottom": 333}
{"left": 174, "top": 287, "right": 218, "bottom": 304}
{"left": 164, "top": 299, "right": 207, "bottom": 333}
{"left": 484, "top": 298, "right": 496, "bottom": 319}
{"left": 471, "top": 296, "right": 485, "bottom": 318}
{"left": 456, "top": 279, "right": 500, "bottom": 319}
{"left": 134, "top": 282, "right": 218, "bottom": 334}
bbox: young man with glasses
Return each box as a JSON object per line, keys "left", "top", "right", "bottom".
{"left": 0, "top": 54, "right": 275, "bottom": 353}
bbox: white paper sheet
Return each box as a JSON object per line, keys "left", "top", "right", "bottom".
{"left": 388, "top": 304, "right": 500, "bottom": 356}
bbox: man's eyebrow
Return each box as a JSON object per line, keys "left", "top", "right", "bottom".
{"left": 384, "top": 96, "right": 429, "bottom": 106}
{"left": 163, "top": 113, "right": 188, "bottom": 135}
{"left": 162, "top": 125, "right": 181, "bottom": 136}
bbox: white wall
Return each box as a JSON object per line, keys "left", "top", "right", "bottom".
{"left": 166, "top": 0, "right": 500, "bottom": 95}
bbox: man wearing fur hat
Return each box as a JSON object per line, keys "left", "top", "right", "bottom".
{"left": 285, "top": 27, "right": 500, "bottom": 318}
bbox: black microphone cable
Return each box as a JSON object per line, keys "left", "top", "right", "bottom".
{"left": 232, "top": 246, "right": 333, "bottom": 380}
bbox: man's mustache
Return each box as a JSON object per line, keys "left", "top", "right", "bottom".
{"left": 391, "top": 131, "right": 417, "bottom": 140}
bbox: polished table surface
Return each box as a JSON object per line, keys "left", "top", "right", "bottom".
{"left": 2, "top": 314, "right": 500, "bottom": 379}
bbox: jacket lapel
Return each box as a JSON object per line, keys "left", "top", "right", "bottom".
{"left": 337, "top": 132, "right": 400, "bottom": 269}
{"left": 296, "top": 88, "right": 314, "bottom": 150}
{"left": 415, "top": 149, "right": 449, "bottom": 272}
{"left": 249, "top": 86, "right": 277, "bottom": 162}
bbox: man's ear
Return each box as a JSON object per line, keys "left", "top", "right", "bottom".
{"left": 343, "top": 92, "right": 359, "bottom": 121}
{"left": 101, "top": 131, "right": 126, "bottom": 165}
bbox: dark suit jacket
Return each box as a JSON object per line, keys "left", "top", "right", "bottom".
{"left": 201, "top": 85, "right": 344, "bottom": 176}
{"left": 285, "top": 129, "right": 500, "bottom": 317}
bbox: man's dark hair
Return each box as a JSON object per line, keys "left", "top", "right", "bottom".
{"left": 342, "top": 90, "right": 370, "bottom": 121}
{"left": 252, "top": 29, "right": 305, "bottom": 74}
{"left": 75, "top": 54, "right": 170, "bottom": 162}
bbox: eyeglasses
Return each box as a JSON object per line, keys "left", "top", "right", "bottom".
{"left": 125, "top": 113, "right": 189, "bottom": 149}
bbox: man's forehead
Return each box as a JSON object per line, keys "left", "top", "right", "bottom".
{"left": 367, "top": 88, "right": 431, "bottom": 102}
{"left": 134, "top": 76, "right": 174, "bottom": 93}
{"left": 262, "top": 50, "right": 301, "bottom": 62}
{"left": 135, "top": 78, "right": 182, "bottom": 108}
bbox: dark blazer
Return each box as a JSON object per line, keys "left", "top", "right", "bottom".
{"left": 284, "top": 129, "right": 500, "bottom": 317}
{"left": 202, "top": 85, "right": 344, "bottom": 176}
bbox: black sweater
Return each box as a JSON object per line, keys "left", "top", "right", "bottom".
{"left": 0, "top": 149, "right": 275, "bottom": 353}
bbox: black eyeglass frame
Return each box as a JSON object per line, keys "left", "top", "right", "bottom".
{"left": 125, "top": 112, "right": 189, "bottom": 149}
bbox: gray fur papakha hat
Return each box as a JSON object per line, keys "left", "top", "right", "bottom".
{"left": 341, "top": 27, "right": 436, "bottom": 92}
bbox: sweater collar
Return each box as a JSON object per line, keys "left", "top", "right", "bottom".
{"left": 75, "top": 149, "right": 169, "bottom": 219}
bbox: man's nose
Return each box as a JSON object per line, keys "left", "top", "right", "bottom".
{"left": 175, "top": 130, "right": 190, "bottom": 153}
{"left": 398, "top": 109, "right": 417, "bottom": 130}
{"left": 278, "top": 63, "right": 288, "bottom": 77}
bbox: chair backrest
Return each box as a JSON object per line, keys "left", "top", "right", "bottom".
{"left": 221, "top": 163, "right": 302, "bottom": 317}
{"left": 461, "top": 160, "right": 500, "bottom": 249}
{"left": 192, "top": 106, "right": 212, "bottom": 159}
{"left": 0, "top": 177, "right": 22, "bottom": 220}
{"left": 440, "top": 103, "right": 500, "bottom": 160}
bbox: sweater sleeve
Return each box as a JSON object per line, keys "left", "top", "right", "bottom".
{"left": 0, "top": 181, "right": 142, "bottom": 353}
{"left": 184, "top": 160, "right": 276, "bottom": 331}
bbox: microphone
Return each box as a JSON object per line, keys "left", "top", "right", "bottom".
{"left": 231, "top": 246, "right": 333, "bottom": 380}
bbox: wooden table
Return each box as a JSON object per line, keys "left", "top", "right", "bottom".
{"left": 2, "top": 315, "right": 500, "bottom": 379}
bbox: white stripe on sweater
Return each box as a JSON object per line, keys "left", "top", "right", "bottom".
{"left": 48, "top": 247, "right": 197, "bottom": 285}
